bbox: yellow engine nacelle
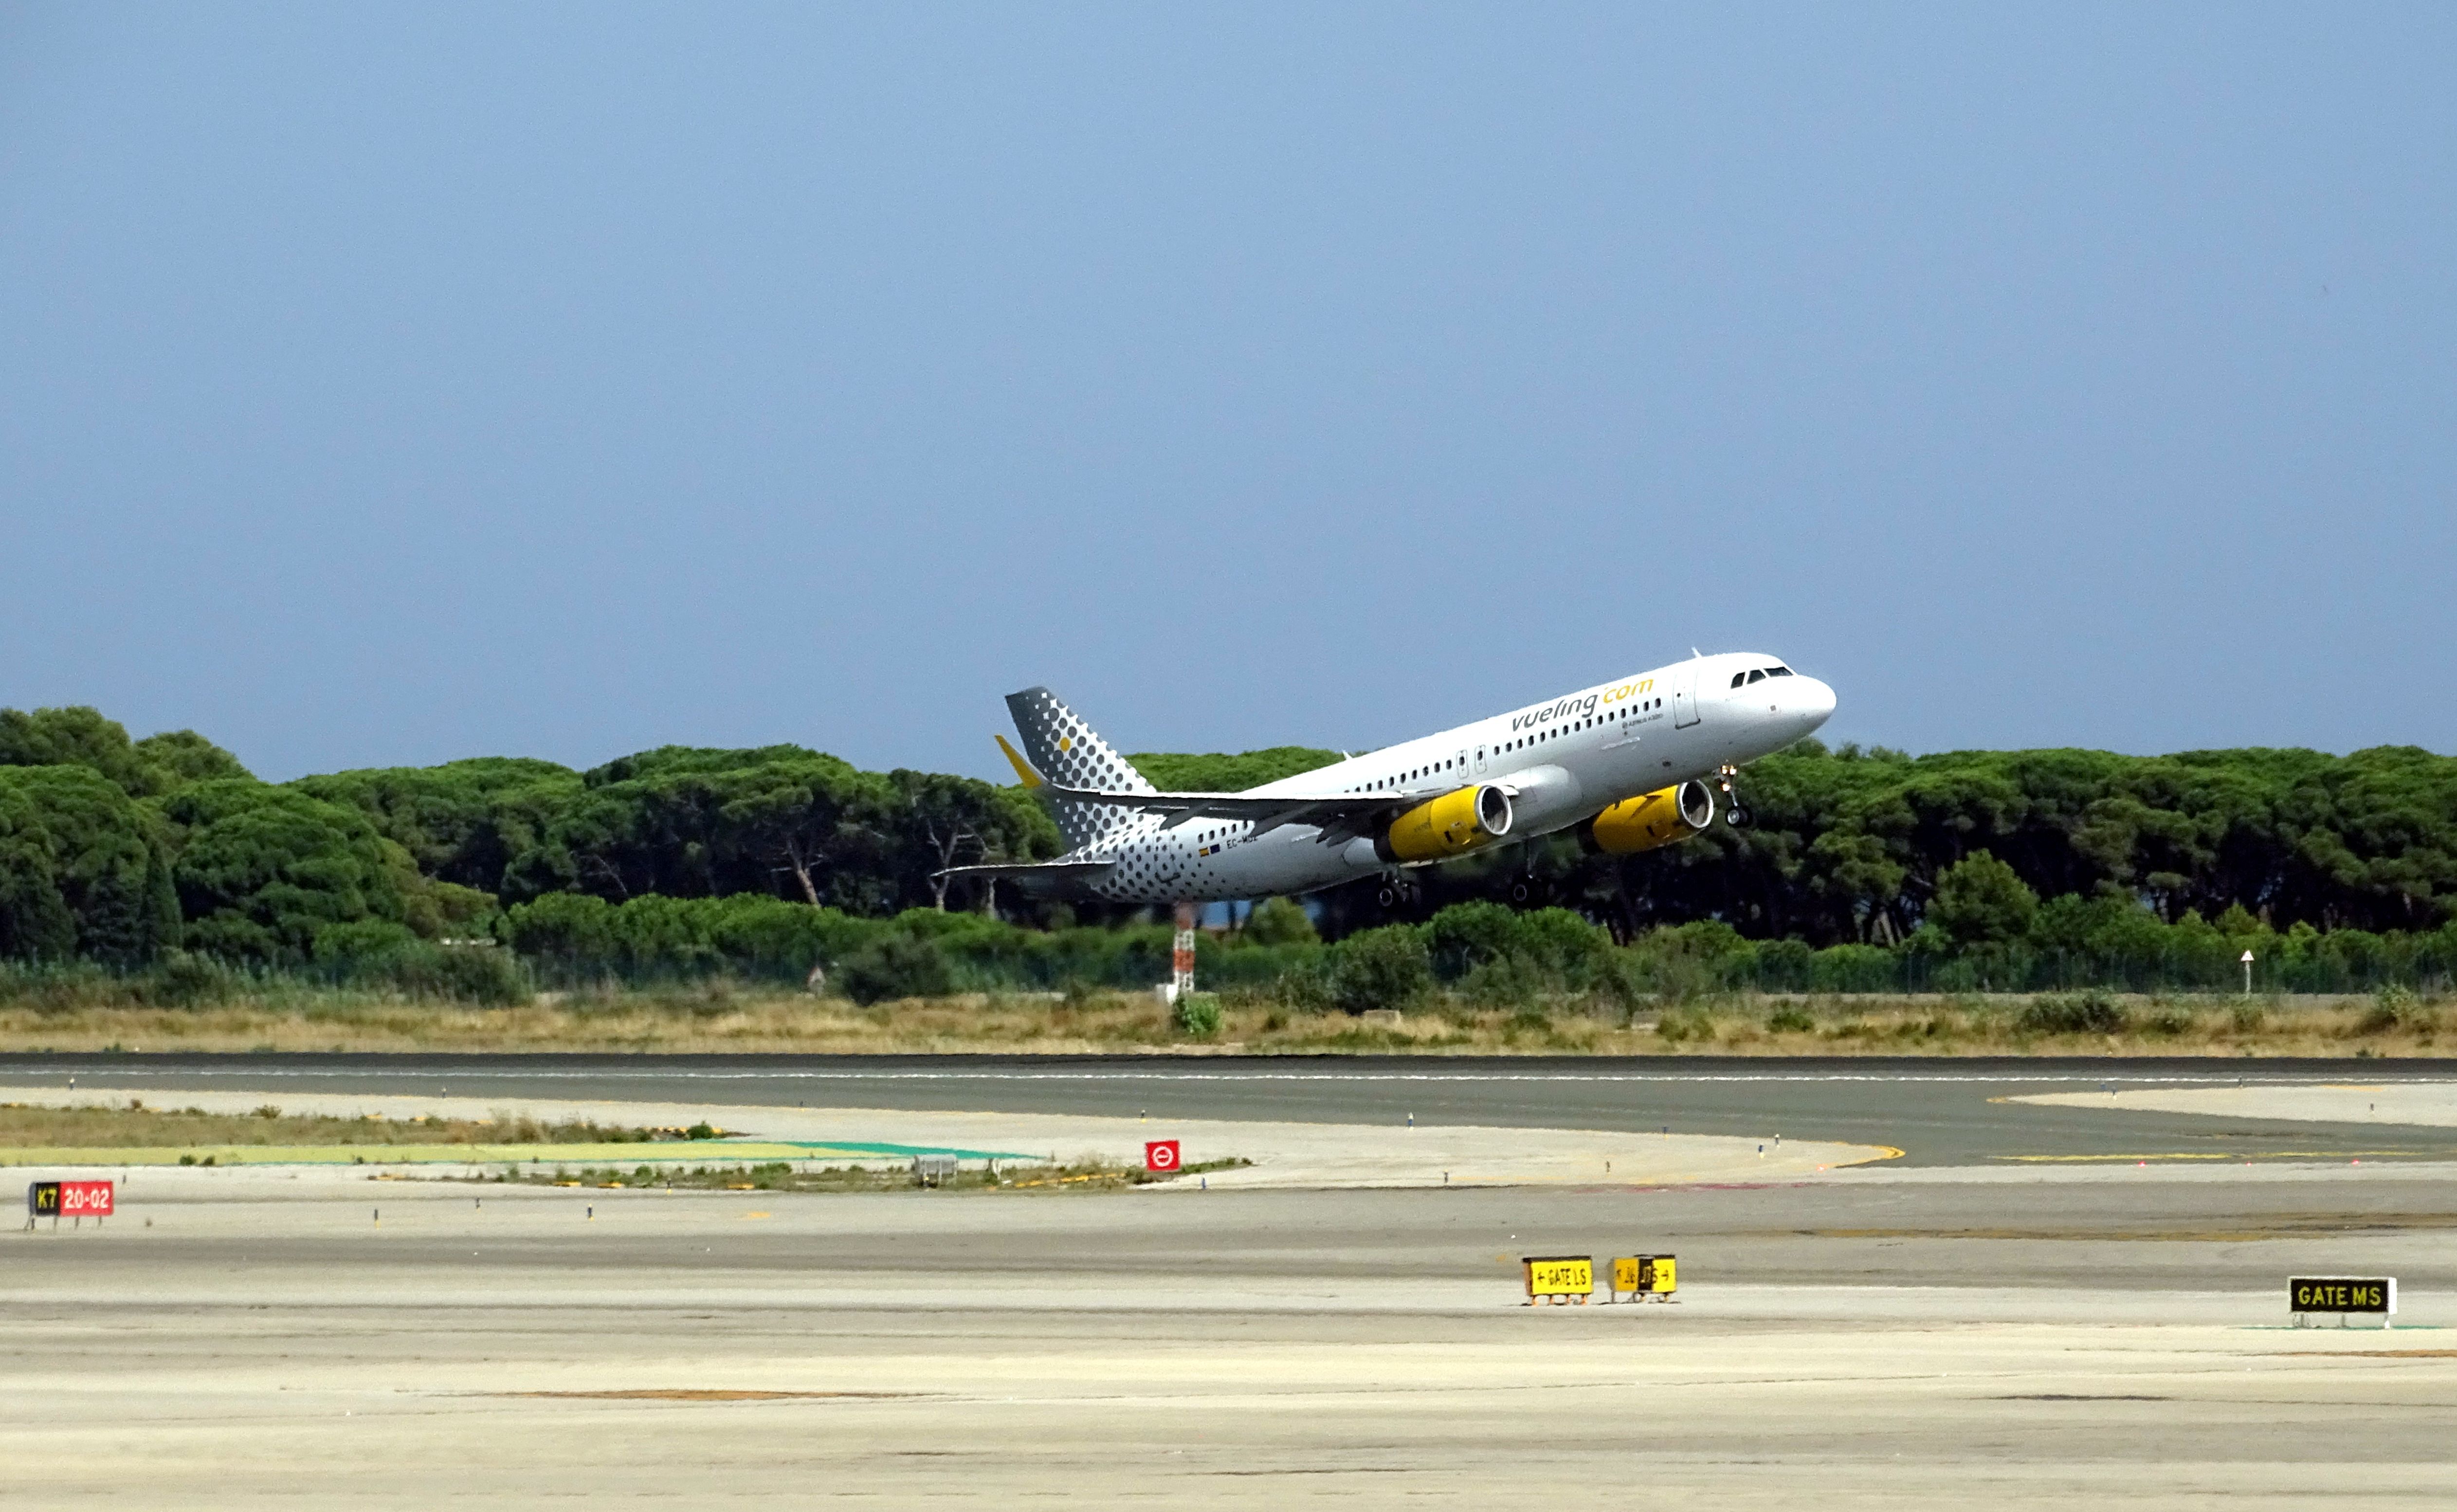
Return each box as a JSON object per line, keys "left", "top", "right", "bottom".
{"left": 1583, "top": 780, "right": 1715, "bottom": 855}
{"left": 1377, "top": 783, "right": 1515, "bottom": 863}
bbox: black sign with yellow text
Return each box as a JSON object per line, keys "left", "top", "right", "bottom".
{"left": 2290, "top": 1276, "right": 2394, "bottom": 1313}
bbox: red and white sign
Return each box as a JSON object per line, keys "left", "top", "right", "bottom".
{"left": 1143, "top": 1140, "right": 1181, "bottom": 1173}
{"left": 60, "top": 1181, "right": 113, "bottom": 1217}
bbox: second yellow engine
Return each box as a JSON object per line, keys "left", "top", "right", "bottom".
{"left": 1583, "top": 780, "right": 1715, "bottom": 855}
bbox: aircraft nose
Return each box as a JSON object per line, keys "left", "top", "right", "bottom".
{"left": 1797, "top": 677, "right": 1837, "bottom": 730}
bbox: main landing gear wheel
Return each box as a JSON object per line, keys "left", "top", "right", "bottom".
{"left": 1727, "top": 804, "right": 1754, "bottom": 829}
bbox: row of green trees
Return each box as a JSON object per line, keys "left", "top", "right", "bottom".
{"left": 1372, "top": 742, "right": 2457, "bottom": 946}
{"left": 488, "top": 887, "right": 2457, "bottom": 1003}
{"left": 4, "top": 702, "right": 2457, "bottom": 991}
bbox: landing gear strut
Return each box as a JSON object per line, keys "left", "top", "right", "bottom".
{"left": 1509, "top": 843, "right": 1549, "bottom": 906}
{"left": 1377, "top": 874, "right": 1420, "bottom": 910}
{"left": 1717, "top": 764, "right": 1753, "bottom": 829}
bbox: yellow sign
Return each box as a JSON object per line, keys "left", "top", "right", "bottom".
{"left": 1610, "top": 1255, "right": 1677, "bottom": 1297}
{"left": 1524, "top": 1256, "right": 1593, "bottom": 1299}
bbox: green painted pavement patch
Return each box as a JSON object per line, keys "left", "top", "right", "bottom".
{"left": 0, "top": 1139, "right": 1045, "bottom": 1168}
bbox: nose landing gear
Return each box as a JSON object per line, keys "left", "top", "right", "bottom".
{"left": 1716, "top": 765, "right": 1754, "bottom": 829}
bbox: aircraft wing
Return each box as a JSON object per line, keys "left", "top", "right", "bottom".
{"left": 930, "top": 859, "right": 1119, "bottom": 889}
{"left": 990, "top": 732, "right": 1442, "bottom": 842}
{"left": 1032, "top": 782, "right": 1439, "bottom": 842}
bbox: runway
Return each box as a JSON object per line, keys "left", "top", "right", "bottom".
{"left": 7, "top": 1169, "right": 2454, "bottom": 1507}
{"left": 14, "top": 1053, "right": 2457, "bottom": 1165}
{"left": 12, "top": 1055, "right": 2457, "bottom": 1505}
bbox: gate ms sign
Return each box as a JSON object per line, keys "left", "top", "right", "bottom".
{"left": 1144, "top": 1140, "right": 1181, "bottom": 1173}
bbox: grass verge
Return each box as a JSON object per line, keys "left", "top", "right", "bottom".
{"left": 0, "top": 1101, "right": 670, "bottom": 1148}
{"left": 0, "top": 983, "right": 2448, "bottom": 1056}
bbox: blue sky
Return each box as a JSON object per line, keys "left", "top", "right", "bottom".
{"left": 3, "top": 5, "right": 2451, "bottom": 781}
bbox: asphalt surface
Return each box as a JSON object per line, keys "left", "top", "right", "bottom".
{"left": 11, "top": 1172, "right": 2456, "bottom": 1507}
{"left": 83, "top": 1174, "right": 2457, "bottom": 1293}
{"left": 12, "top": 1053, "right": 2457, "bottom": 1166}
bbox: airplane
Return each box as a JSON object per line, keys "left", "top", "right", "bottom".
{"left": 945, "top": 651, "right": 1835, "bottom": 906}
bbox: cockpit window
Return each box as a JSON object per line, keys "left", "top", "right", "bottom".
{"left": 1729, "top": 673, "right": 1746, "bottom": 689}
{"left": 1768, "top": 665, "right": 1793, "bottom": 677}
{"left": 1746, "top": 669, "right": 1765, "bottom": 685}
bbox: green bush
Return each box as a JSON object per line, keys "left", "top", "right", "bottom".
{"left": 2360, "top": 983, "right": 2432, "bottom": 1034}
{"left": 1172, "top": 993, "right": 1222, "bottom": 1038}
{"left": 391, "top": 944, "right": 529, "bottom": 1006}
{"left": 838, "top": 933, "right": 953, "bottom": 1005}
{"left": 1767, "top": 1002, "right": 1816, "bottom": 1033}
{"left": 1588, "top": 950, "right": 1648, "bottom": 1016}
{"left": 312, "top": 919, "right": 423, "bottom": 964}
{"left": 1458, "top": 952, "right": 1547, "bottom": 1008}
{"left": 1751, "top": 938, "right": 1815, "bottom": 991}
{"left": 1806, "top": 944, "right": 1899, "bottom": 993}
{"left": 1654, "top": 1007, "right": 1713, "bottom": 1042}
{"left": 1243, "top": 897, "right": 1318, "bottom": 947}
{"left": 2017, "top": 990, "right": 2127, "bottom": 1036}
{"left": 1424, "top": 900, "right": 1522, "bottom": 981}
{"left": 1326, "top": 924, "right": 1433, "bottom": 1014}
{"left": 2142, "top": 1006, "right": 2196, "bottom": 1036}
{"left": 144, "top": 950, "right": 240, "bottom": 1006}
{"left": 1929, "top": 851, "right": 2040, "bottom": 950}
{"left": 309, "top": 919, "right": 528, "bottom": 1005}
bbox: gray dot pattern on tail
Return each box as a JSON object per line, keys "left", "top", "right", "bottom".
{"left": 1004, "top": 687, "right": 1161, "bottom": 860}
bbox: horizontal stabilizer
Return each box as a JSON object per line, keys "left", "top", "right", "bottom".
{"left": 932, "top": 859, "right": 1118, "bottom": 894}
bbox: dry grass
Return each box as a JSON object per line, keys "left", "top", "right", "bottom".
{"left": 0, "top": 982, "right": 2448, "bottom": 1056}
{"left": 0, "top": 1101, "right": 656, "bottom": 1148}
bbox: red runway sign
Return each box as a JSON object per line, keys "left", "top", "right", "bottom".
{"left": 26, "top": 1181, "right": 113, "bottom": 1221}
{"left": 1144, "top": 1140, "right": 1181, "bottom": 1173}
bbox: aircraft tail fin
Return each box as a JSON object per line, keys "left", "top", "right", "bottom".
{"left": 1003, "top": 687, "right": 1153, "bottom": 851}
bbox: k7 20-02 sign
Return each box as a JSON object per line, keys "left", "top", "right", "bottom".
{"left": 27, "top": 1181, "right": 114, "bottom": 1219}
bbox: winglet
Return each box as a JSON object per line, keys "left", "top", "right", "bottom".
{"left": 994, "top": 733, "right": 1044, "bottom": 789}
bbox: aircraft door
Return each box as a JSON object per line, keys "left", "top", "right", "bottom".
{"left": 1460, "top": 748, "right": 1473, "bottom": 779}
{"left": 1672, "top": 666, "right": 1701, "bottom": 728}
{"left": 1472, "top": 745, "right": 1486, "bottom": 776}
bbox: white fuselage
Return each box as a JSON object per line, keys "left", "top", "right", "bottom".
{"left": 1077, "top": 652, "right": 1835, "bottom": 902}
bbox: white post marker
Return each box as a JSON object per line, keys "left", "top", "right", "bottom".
{"left": 2242, "top": 949, "right": 2255, "bottom": 994}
